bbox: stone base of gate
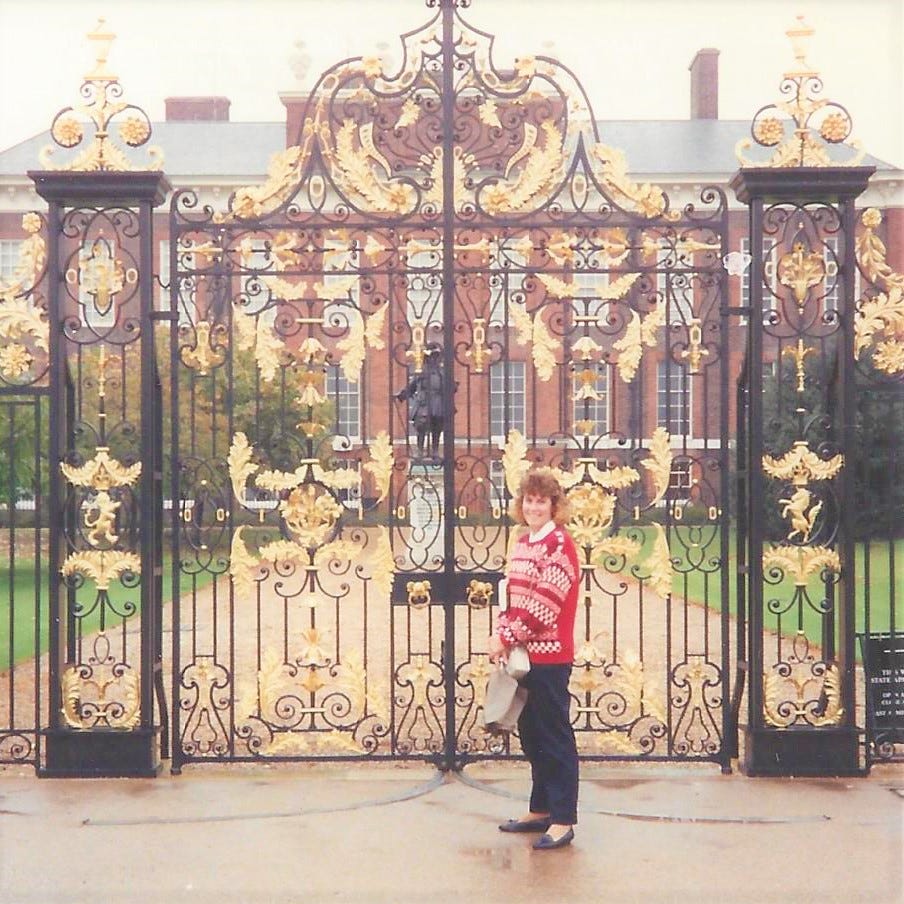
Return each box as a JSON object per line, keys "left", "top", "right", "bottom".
{"left": 40, "top": 728, "right": 162, "bottom": 778}
{"left": 744, "top": 726, "right": 860, "bottom": 777}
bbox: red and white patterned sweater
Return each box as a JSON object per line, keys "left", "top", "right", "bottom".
{"left": 496, "top": 524, "right": 579, "bottom": 665}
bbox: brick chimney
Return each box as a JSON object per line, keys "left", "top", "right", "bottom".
{"left": 279, "top": 92, "right": 312, "bottom": 147}
{"left": 688, "top": 49, "right": 719, "bottom": 119}
{"left": 164, "top": 97, "right": 231, "bottom": 121}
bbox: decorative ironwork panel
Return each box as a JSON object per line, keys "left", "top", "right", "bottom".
{"left": 853, "top": 208, "right": 904, "bottom": 763}
{"left": 168, "top": 0, "right": 732, "bottom": 769}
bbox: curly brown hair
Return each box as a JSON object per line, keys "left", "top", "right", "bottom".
{"left": 512, "top": 468, "right": 570, "bottom": 526}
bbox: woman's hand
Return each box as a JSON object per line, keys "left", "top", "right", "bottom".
{"left": 487, "top": 633, "right": 506, "bottom": 663}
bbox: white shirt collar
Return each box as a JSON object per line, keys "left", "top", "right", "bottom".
{"left": 528, "top": 520, "right": 556, "bottom": 543}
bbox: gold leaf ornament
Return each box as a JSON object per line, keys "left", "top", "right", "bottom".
{"left": 228, "top": 432, "right": 258, "bottom": 505}
{"left": 640, "top": 428, "right": 673, "bottom": 506}
{"left": 501, "top": 429, "right": 531, "bottom": 498}
{"left": 363, "top": 431, "right": 393, "bottom": 503}
{"left": 612, "top": 305, "right": 664, "bottom": 383}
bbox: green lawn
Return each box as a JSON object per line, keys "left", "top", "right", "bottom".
{"left": 0, "top": 558, "right": 211, "bottom": 671}
{"left": 665, "top": 526, "right": 902, "bottom": 653}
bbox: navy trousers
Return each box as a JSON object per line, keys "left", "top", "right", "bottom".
{"left": 517, "top": 663, "right": 579, "bottom": 825}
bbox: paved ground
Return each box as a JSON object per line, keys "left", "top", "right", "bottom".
{"left": 0, "top": 761, "right": 902, "bottom": 904}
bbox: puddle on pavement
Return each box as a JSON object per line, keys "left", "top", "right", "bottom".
{"left": 461, "top": 843, "right": 577, "bottom": 872}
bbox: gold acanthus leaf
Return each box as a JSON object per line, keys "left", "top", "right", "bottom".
{"left": 501, "top": 429, "right": 531, "bottom": 498}
{"left": 641, "top": 427, "right": 673, "bottom": 506}
{"left": 314, "top": 465, "right": 361, "bottom": 492}
{"left": 0, "top": 229, "right": 46, "bottom": 303}
{"left": 600, "top": 229, "right": 630, "bottom": 265}
{"left": 612, "top": 306, "right": 664, "bottom": 383}
{"left": 335, "top": 316, "right": 366, "bottom": 382}
{"left": 255, "top": 466, "right": 306, "bottom": 493}
{"left": 546, "top": 233, "right": 577, "bottom": 265}
{"left": 591, "top": 144, "right": 675, "bottom": 220}
{"left": 327, "top": 119, "right": 414, "bottom": 214}
{"left": 336, "top": 303, "right": 387, "bottom": 383}
{"left": 855, "top": 286, "right": 904, "bottom": 361}
{"left": 537, "top": 273, "right": 575, "bottom": 299}
{"left": 255, "top": 317, "right": 284, "bottom": 383}
{"left": 315, "top": 538, "right": 361, "bottom": 567}
{"left": 231, "top": 145, "right": 306, "bottom": 220}
{"left": 762, "top": 545, "right": 840, "bottom": 587}
{"left": 363, "top": 431, "right": 393, "bottom": 503}
{"left": 478, "top": 97, "right": 501, "bottom": 128}
{"left": 484, "top": 121, "right": 565, "bottom": 214}
{"left": 60, "top": 448, "right": 141, "bottom": 490}
{"left": 811, "top": 664, "right": 844, "bottom": 727}
{"left": 232, "top": 304, "right": 256, "bottom": 351}
{"left": 856, "top": 211, "right": 904, "bottom": 292}
{"left": 613, "top": 312, "right": 642, "bottom": 381}
{"left": 0, "top": 297, "right": 50, "bottom": 356}
{"left": 508, "top": 299, "right": 558, "bottom": 380}
{"left": 229, "top": 527, "right": 261, "bottom": 596}
{"left": 395, "top": 98, "right": 421, "bottom": 129}
{"left": 60, "top": 550, "right": 141, "bottom": 591}
{"left": 592, "top": 535, "right": 643, "bottom": 565}
{"left": 644, "top": 524, "right": 674, "bottom": 598}
{"left": 873, "top": 339, "right": 904, "bottom": 375}
{"left": 762, "top": 441, "right": 844, "bottom": 485}
{"left": 368, "top": 526, "right": 395, "bottom": 599}
{"left": 599, "top": 272, "right": 640, "bottom": 301}
{"left": 508, "top": 299, "right": 533, "bottom": 346}
{"left": 531, "top": 312, "right": 558, "bottom": 381}
{"left": 312, "top": 275, "right": 358, "bottom": 301}
{"left": 228, "top": 432, "right": 258, "bottom": 505}
{"left": 257, "top": 539, "right": 308, "bottom": 566}
{"left": 583, "top": 462, "right": 640, "bottom": 490}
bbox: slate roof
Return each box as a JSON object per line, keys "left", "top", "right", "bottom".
{"left": 0, "top": 119, "right": 896, "bottom": 179}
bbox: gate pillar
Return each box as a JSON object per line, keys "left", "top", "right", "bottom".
{"left": 31, "top": 170, "right": 171, "bottom": 777}
{"left": 730, "top": 18, "right": 877, "bottom": 777}
{"left": 731, "top": 166, "right": 874, "bottom": 776}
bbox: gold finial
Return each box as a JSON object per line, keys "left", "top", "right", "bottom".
{"left": 736, "top": 18, "right": 864, "bottom": 168}
{"left": 39, "top": 19, "right": 162, "bottom": 172}
{"left": 784, "top": 15, "right": 816, "bottom": 78}
{"left": 85, "top": 18, "right": 117, "bottom": 82}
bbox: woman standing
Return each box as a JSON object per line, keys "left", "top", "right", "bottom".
{"left": 488, "top": 469, "right": 580, "bottom": 850}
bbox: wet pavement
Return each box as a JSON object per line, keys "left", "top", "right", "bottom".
{"left": 0, "top": 761, "right": 901, "bottom": 903}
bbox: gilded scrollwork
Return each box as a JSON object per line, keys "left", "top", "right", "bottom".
{"left": 40, "top": 20, "right": 162, "bottom": 172}
{"left": 736, "top": 17, "right": 864, "bottom": 168}
{"left": 62, "top": 656, "right": 140, "bottom": 730}
{"left": 764, "top": 660, "right": 844, "bottom": 728}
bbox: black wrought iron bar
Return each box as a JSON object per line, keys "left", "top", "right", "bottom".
{"left": 440, "top": 0, "right": 458, "bottom": 771}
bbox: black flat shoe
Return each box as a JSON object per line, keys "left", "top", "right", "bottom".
{"left": 498, "top": 817, "right": 552, "bottom": 833}
{"left": 532, "top": 828, "right": 575, "bottom": 850}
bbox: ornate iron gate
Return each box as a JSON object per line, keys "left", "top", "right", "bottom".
{"left": 3, "top": 1, "right": 899, "bottom": 779}
{"left": 168, "top": 2, "right": 733, "bottom": 771}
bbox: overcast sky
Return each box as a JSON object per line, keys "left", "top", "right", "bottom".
{"left": 0, "top": 0, "right": 901, "bottom": 166}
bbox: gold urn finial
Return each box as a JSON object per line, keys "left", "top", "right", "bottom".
{"left": 85, "top": 18, "right": 117, "bottom": 82}
{"left": 784, "top": 15, "right": 816, "bottom": 78}
{"left": 39, "top": 19, "right": 163, "bottom": 172}
{"left": 736, "top": 17, "right": 864, "bottom": 168}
